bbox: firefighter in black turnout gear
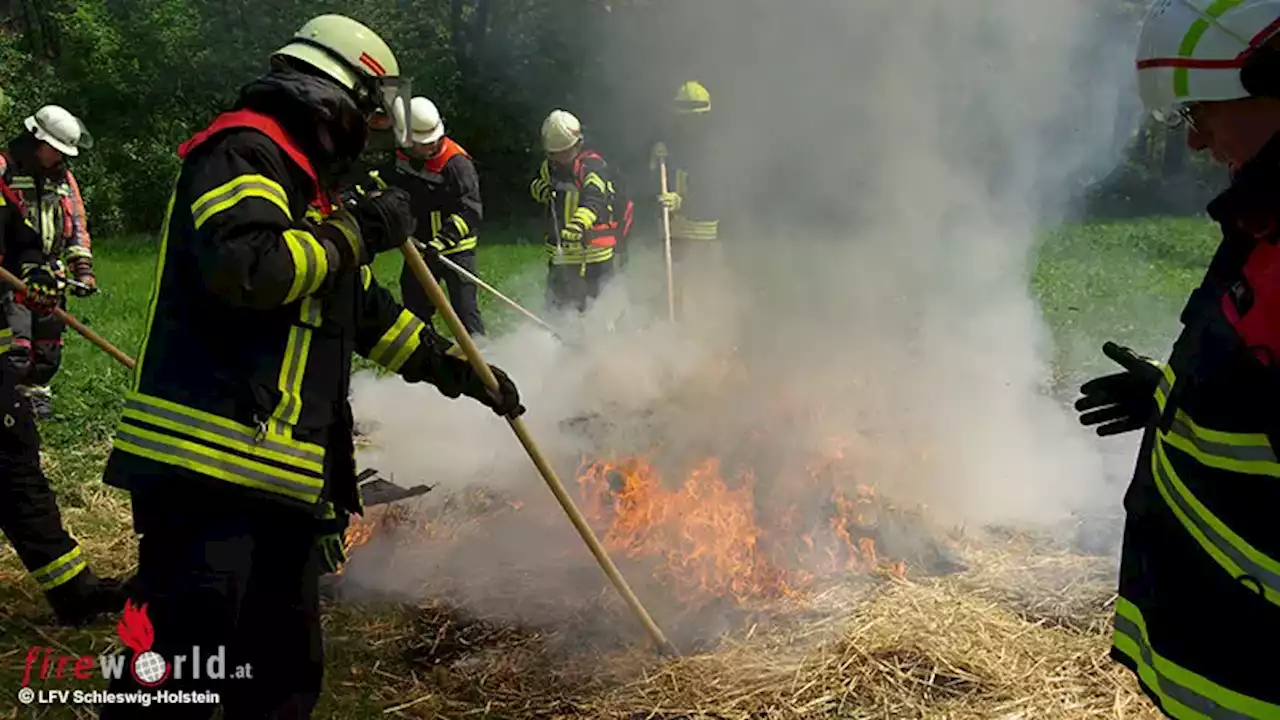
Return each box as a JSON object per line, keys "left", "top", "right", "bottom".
{"left": 532, "top": 109, "right": 626, "bottom": 313}
{"left": 0, "top": 105, "right": 126, "bottom": 626}
{"left": 360, "top": 96, "right": 486, "bottom": 336}
{"left": 1074, "top": 5, "right": 1280, "bottom": 716}
{"left": 98, "top": 15, "right": 522, "bottom": 718}
{"left": 1, "top": 105, "right": 99, "bottom": 419}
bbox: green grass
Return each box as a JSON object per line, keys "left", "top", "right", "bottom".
{"left": 0, "top": 217, "right": 1220, "bottom": 717}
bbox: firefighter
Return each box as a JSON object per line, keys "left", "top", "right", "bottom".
{"left": 1075, "top": 1, "right": 1280, "bottom": 716}
{"left": 97, "top": 15, "right": 523, "bottom": 718}
{"left": 364, "top": 96, "right": 486, "bottom": 336}
{"left": 530, "top": 109, "right": 624, "bottom": 313}
{"left": 1, "top": 105, "right": 99, "bottom": 420}
{"left": 651, "top": 81, "right": 720, "bottom": 319}
{"left": 0, "top": 105, "right": 125, "bottom": 626}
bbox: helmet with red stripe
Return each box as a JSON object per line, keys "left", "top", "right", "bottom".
{"left": 1137, "top": 0, "right": 1280, "bottom": 126}
{"left": 273, "top": 14, "right": 413, "bottom": 147}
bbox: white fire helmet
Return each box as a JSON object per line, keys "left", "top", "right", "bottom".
{"left": 24, "top": 105, "right": 93, "bottom": 157}
{"left": 541, "top": 109, "right": 583, "bottom": 154}
{"left": 1136, "top": 0, "right": 1280, "bottom": 126}
{"left": 409, "top": 97, "right": 446, "bottom": 145}
{"left": 272, "top": 14, "right": 413, "bottom": 147}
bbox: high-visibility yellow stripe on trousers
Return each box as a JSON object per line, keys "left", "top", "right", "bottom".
{"left": 114, "top": 393, "right": 326, "bottom": 504}
{"left": 1113, "top": 596, "right": 1280, "bottom": 719}
{"left": 1149, "top": 364, "right": 1280, "bottom": 608}
{"left": 31, "top": 545, "right": 87, "bottom": 590}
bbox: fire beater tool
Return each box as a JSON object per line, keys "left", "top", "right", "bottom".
{"left": 400, "top": 237, "right": 679, "bottom": 657}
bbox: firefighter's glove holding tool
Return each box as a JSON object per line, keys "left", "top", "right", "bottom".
{"left": 560, "top": 219, "right": 586, "bottom": 245}
{"left": 17, "top": 262, "right": 67, "bottom": 314}
{"left": 317, "top": 187, "right": 416, "bottom": 268}
{"left": 1075, "top": 341, "right": 1164, "bottom": 436}
{"left": 433, "top": 352, "right": 525, "bottom": 419}
{"left": 658, "top": 192, "right": 682, "bottom": 212}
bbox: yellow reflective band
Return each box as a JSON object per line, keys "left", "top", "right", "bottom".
{"left": 360, "top": 265, "right": 373, "bottom": 291}
{"left": 441, "top": 237, "right": 477, "bottom": 255}
{"left": 672, "top": 217, "right": 719, "bottom": 240}
{"left": 281, "top": 229, "right": 330, "bottom": 304}
{"left": 1161, "top": 410, "right": 1280, "bottom": 475}
{"left": 31, "top": 545, "right": 86, "bottom": 591}
{"left": 1152, "top": 440, "right": 1280, "bottom": 608}
{"left": 370, "top": 170, "right": 389, "bottom": 190}
{"left": 582, "top": 172, "right": 606, "bottom": 194}
{"left": 0, "top": 327, "right": 11, "bottom": 354}
{"left": 572, "top": 207, "right": 598, "bottom": 229}
{"left": 545, "top": 242, "right": 613, "bottom": 265}
{"left": 65, "top": 245, "right": 92, "bottom": 259}
{"left": 191, "top": 174, "right": 290, "bottom": 230}
{"left": 133, "top": 189, "right": 180, "bottom": 390}
{"left": 121, "top": 393, "right": 324, "bottom": 472}
{"left": 1155, "top": 364, "right": 1175, "bottom": 413}
{"left": 368, "top": 310, "right": 424, "bottom": 372}
{"left": 450, "top": 215, "right": 470, "bottom": 238}
{"left": 268, "top": 297, "right": 319, "bottom": 438}
{"left": 115, "top": 423, "right": 325, "bottom": 504}
{"left": 1113, "top": 597, "right": 1280, "bottom": 719}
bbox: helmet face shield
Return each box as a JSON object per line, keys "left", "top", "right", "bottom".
{"left": 367, "top": 77, "right": 413, "bottom": 148}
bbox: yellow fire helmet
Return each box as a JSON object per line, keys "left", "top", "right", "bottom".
{"left": 673, "top": 80, "right": 711, "bottom": 114}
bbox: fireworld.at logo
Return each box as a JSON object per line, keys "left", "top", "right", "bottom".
{"left": 21, "top": 600, "right": 252, "bottom": 687}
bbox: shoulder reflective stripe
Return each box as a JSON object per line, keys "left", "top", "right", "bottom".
{"left": 115, "top": 424, "right": 323, "bottom": 504}
{"left": 360, "top": 265, "right": 373, "bottom": 291}
{"left": 1153, "top": 441, "right": 1280, "bottom": 607}
{"left": 31, "top": 545, "right": 86, "bottom": 591}
{"left": 369, "top": 310, "right": 425, "bottom": 372}
{"left": 582, "top": 172, "right": 606, "bottom": 193}
{"left": 1162, "top": 412, "right": 1280, "bottom": 473}
{"left": 1113, "top": 597, "right": 1279, "bottom": 719}
{"left": 191, "top": 174, "right": 291, "bottom": 230}
{"left": 268, "top": 297, "right": 319, "bottom": 438}
{"left": 123, "top": 393, "right": 323, "bottom": 470}
{"left": 430, "top": 211, "right": 442, "bottom": 239}
{"left": 281, "top": 229, "right": 329, "bottom": 304}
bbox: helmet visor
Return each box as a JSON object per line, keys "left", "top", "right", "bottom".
{"left": 368, "top": 77, "right": 413, "bottom": 148}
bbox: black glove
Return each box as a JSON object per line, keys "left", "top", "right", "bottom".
{"left": 18, "top": 262, "right": 67, "bottom": 314}
{"left": 315, "top": 505, "right": 351, "bottom": 575}
{"left": 355, "top": 187, "right": 416, "bottom": 255}
{"left": 459, "top": 361, "right": 525, "bottom": 418}
{"left": 1075, "top": 341, "right": 1164, "bottom": 436}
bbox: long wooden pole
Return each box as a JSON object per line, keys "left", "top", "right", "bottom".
{"left": 656, "top": 151, "right": 676, "bottom": 323}
{"left": 400, "top": 241, "right": 677, "bottom": 656}
{"left": 433, "top": 253, "right": 560, "bottom": 339}
{"left": 0, "top": 265, "right": 135, "bottom": 369}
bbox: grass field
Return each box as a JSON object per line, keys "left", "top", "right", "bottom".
{"left": 0, "top": 217, "right": 1220, "bottom": 718}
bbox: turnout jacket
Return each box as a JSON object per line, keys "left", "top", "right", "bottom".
{"left": 367, "top": 138, "right": 481, "bottom": 256}
{"left": 0, "top": 162, "right": 47, "bottom": 360}
{"left": 104, "top": 108, "right": 467, "bottom": 521}
{"left": 0, "top": 143, "right": 94, "bottom": 280}
{"left": 653, "top": 131, "right": 718, "bottom": 242}
{"left": 531, "top": 149, "right": 621, "bottom": 266}
{"left": 1111, "top": 133, "right": 1280, "bottom": 718}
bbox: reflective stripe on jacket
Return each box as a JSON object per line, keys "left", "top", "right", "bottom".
{"left": 104, "top": 108, "right": 460, "bottom": 516}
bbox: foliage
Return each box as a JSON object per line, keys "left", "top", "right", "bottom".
{"left": 0, "top": 0, "right": 619, "bottom": 237}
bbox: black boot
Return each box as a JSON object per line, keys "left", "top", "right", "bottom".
{"left": 45, "top": 569, "right": 130, "bottom": 627}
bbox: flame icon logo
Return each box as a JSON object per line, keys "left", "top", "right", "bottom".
{"left": 117, "top": 600, "right": 170, "bottom": 687}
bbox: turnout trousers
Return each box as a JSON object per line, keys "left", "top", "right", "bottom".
{"left": 1110, "top": 430, "right": 1280, "bottom": 718}
{"left": 400, "top": 248, "right": 485, "bottom": 337}
{"left": 669, "top": 237, "right": 723, "bottom": 322}
{"left": 546, "top": 258, "right": 616, "bottom": 314}
{"left": 100, "top": 499, "right": 324, "bottom": 719}
{"left": 0, "top": 362, "right": 96, "bottom": 615}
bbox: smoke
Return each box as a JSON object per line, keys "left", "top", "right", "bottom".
{"left": 346, "top": 0, "right": 1145, "bottom": 637}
